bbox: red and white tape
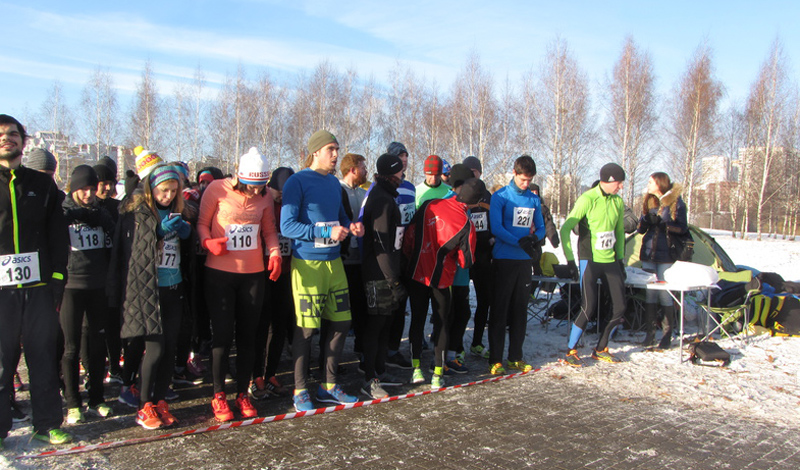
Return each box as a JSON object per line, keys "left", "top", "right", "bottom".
{"left": 17, "top": 367, "right": 548, "bottom": 460}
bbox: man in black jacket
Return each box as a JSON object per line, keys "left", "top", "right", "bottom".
{"left": 0, "top": 114, "right": 71, "bottom": 447}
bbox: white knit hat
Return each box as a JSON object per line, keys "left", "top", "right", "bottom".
{"left": 134, "top": 146, "right": 162, "bottom": 179}
{"left": 237, "top": 147, "right": 269, "bottom": 185}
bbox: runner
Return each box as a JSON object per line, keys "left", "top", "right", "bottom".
{"left": 359, "top": 153, "right": 406, "bottom": 399}
{"left": 60, "top": 165, "right": 115, "bottom": 424}
{"left": 280, "top": 130, "right": 364, "bottom": 411}
{"left": 559, "top": 163, "right": 627, "bottom": 366}
{"left": 0, "top": 115, "right": 72, "bottom": 446}
{"left": 250, "top": 167, "right": 295, "bottom": 400}
{"left": 487, "top": 155, "right": 545, "bottom": 375}
{"left": 109, "top": 162, "right": 193, "bottom": 429}
{"left": 197, "top": 148, "right": 282, "bottom": 421}
{"left": 415, "top": 155, "right": 451, "bottom": 208}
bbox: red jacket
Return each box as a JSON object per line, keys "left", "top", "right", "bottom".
{"left": 403, "top": 197, "right": 476, "bottom": 289}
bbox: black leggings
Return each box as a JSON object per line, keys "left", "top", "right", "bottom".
{"left": 140, "top": 285, "right": 183, "bottom": 405}
{"left": 60, "top": 288, "right": 107, "bottom": 408}
{"left": 253, "top": 273, "right": 294, "bottom": 380}
{"left": 447, "top": 285, "right": 471, "bottom": 354}
{"left": 489, "top": 259, "right": 532, "bottom": 364}
{"left": 205, "top": 268, "right": 265, "bottom": 395}
{"left": 575, "top": 260, "right": 627, "bottom": 351}
{"left": 470, "top": 256, "right": 493, "bottom": 347}
{"left": 293, "top": 320, "right": 349, "bottom": 391}
{"left": 409, "top": 280, "right": 451, "bottom": 368}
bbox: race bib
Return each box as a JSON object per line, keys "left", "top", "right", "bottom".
{"left": 69, "top": 224, "right": 105, "bottom": 251}
{"left": 595, "top": 231, "right": 616, "bottom": 251}
{"left": 399, "top": 203, "right": 415, "bottom": 225}
{"left": 471, "top": 212, "right": 488, "bottom": 232}
{"left": 278, "top": 234, "right": 292, "bottom": 257}
{"left": 513, "top": 207, "right": 534, "bottom": 228}
{"left": 226, "top": 224, "right": 259, "bottom": 251}
{"left": 158, "top": 237, "right": 181, "bottom": 269}
{"left": 394, "top": 226, "right": 405, "bottom": 251}
{"left": 0, "top": 252, "right": 41, "bottom": 286}
{"left": 314, "top": 221, "right": 340, "bottom": 248}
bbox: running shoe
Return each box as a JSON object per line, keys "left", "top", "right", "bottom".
{"left": 470, "top": 344, "right": 490, "bottom": 359}
{"left": 249, "top": 377, "right": 269, "bottom": 400}
{"left": 490, "top": 363, "right": 506, "bottom": 375}
{"left": 86, "top": 403, "right": 113, "bottom": 418}
{"left": 411, "top": 368, "right": 425, "bottom": 384}
{"left": 386, "top": 352, "right": 413, "bottom": 370}
{"left": 173, "top": 368, "right": 203, "bottom": 386}
{"left": 428, "top": 363, "right": 456, "bottom": 376}
{"left": 377, "top": 371, "right": 404, "bottom": 386}
{"left": 32, "top": 428, "right": 73, "bottom": 445}
{"left": 105, "top": 372, "right": 123, "bottom": 385}
{"left": 455, "top": 350, "right": 466, "bottom": 364}
{"left": 11, "top": 400, "right": 29, "bottom": 423}
{"left": 265, "top": 376, "right": 290, "bottom": 397}
{"left": 592, "top": 347, "right": 622, "bottom": 363}
{"left": 506, "top": 360, "right": 534, "bottom": 373}
{"left": 211, "top": 392, "right": 234, "bottom": 422}
{"left": 293, "top": 390, "right": 314, "bottom": 412}
{"left": 316, "top": 384, "right": 357, "bottom": 405}
{"left": 186, "top": 355, "right": 207, "bottom": 376}
{"left": 136, "top": 402, "right": 162, "bottom": 430}
{"left": 361, "top": 378, "right": 389, "bottom": 400}
{"left": 66, "top": 407, "right": 85, "bottom": 424}
{"left": 430, "top": 374, "right": 445, "bottom": 390}
{"left": 560, "top": 349, "right": 584, "bottom": 367}
{"left": 445, "top": 359, "right": 469, "bottom": 374}
{"left": 155, "top": 400, "right": 177, "bottom": 427}
{"left": 165, "top": 386, "right": 179, "bottom": 401}
{"left": 119, "top": 384, "right": 140, "bottom": 408}
{"left": 235, "top": 393, "right": 258, "bottom": 418}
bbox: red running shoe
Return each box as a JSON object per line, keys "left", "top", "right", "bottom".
{"left": 235, "top": 393, "right": 258, "bottom": 418}
{"left": 211, "top": 392, "right": 233, "bottom": 422}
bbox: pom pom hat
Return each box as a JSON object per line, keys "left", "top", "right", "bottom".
{"left": 238, "top": 147, "right": 270, "bottom": 185}
{"left": 134, "top": 146, "right": 163, "bottom": 179}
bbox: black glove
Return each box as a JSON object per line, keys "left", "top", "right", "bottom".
{"left": 389, "top": 281, "right": 408, "bottom": 306}
{"left": 644, "top": 212, "right": 661, "bottom": 226}
{"left": 566, "top": 260, "right": 579, "bottom": 281}
{"left": 617, "top": 259, "right": 627, "bottom": 282}
{"left": 518, "top": 234, "right": 540, "bottom": 259}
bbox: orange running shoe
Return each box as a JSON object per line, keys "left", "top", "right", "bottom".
{"left": 211, "top": 392, "right": 234, "bottom": 422}
{"left": 136, "top": 402, "right": 163, "bottom": 430}
{"left": 235, "top": 393, "right": 258, "bottom": 418}
{"left": 155, "top": 400, "right": 178, "bottom": 427}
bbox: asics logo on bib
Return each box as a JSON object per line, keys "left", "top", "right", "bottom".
{"left": 2, "top": 255, "right": 33, "bottom": 266}
{"left": 228, "top": 225, "right": 254, "bottom": 233}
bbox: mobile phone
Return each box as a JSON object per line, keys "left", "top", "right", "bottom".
{"left": 169, "top": 213, "right": 181, "bottom": 219}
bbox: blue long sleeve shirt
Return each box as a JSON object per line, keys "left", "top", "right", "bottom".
{"left": 280, "top": 169, "right": 353, "bottom": 261}
{"left": 490, "top": 180, "right": 545, "bottom": 260}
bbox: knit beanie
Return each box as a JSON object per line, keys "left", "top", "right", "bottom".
{"left": 441, "top": 159, "right": 451, "bottom": 176}
{"left": 307, "top": 130, "right": 338, "bottom": 154}
{"left": 93, "top": 164, "right": 116, "bottom": 183}
{"left": 600, "top": 163, "right": 626, "bottom": 183}
{"left": 448, "top": 164, "right": 474, "bottom": 188}
{"left": 462, "top": 156, "right": 482, "bottom": 174}
{"left": 197, "top": 166, "right": 224, "bottom": 184}
{"left": 169, "top": 161, "right": 190, "bottom": 181}
{"left": 237, "top": 147, "right": 270, "bottom": 185}
{"left": 387, "top": 141, "right": 408, "bottom": 157}
{"left": 268, "top": 167, "right": 295, "bottom": 191}
{"left": 25, "top": 148, "right": 58, "bottom": 172}
{"left": 376, "top": 153, "right": 403, "bottom": 176}
{"left": 134, "top": 146, "right": 163, "bottom": 179}
{"left": 424, "top": 155, "right": 443, "bottom": 175}
{"left": 69, "top": 165, "right": 99, "bottom": 192}
{"left": 149, "top": 164, "right": 181, "bottom": 189}
{"left": 456, "top": 178, "right": 486, "bottom": 205}
{"left": 98, "top": 155, "right": 117, "bottom": 176}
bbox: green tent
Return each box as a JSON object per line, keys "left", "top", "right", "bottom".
{"left": 624, "top": 224, "right": 738, "bottom": 272}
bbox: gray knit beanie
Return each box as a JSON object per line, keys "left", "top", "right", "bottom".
{"left": 25, "top": 148, "right": 58, "bottom": 172}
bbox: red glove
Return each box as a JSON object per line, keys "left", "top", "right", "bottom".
{"left": 267, "top": 254, "right": 282, "bottom": 281}
{"left": 203, "top": 237, "right": 229, "bottom": 256}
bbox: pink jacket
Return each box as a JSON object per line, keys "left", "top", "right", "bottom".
{"left": 197, "top": 178, "right": 280, "bottom": 274}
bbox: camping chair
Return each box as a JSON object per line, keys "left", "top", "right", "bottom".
{"left": 700, "top": 270, "right": 759, "bottom": 348}
{"left": 528, "top": 278, "right": 559, "bottom": 330}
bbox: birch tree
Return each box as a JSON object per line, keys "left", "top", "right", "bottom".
{"left": 80, "top": 67, "right": 119, "bottom": 160}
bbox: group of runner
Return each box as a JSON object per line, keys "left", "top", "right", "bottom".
{"left": 2, "top": 112, "right": 659, "bottom": 447}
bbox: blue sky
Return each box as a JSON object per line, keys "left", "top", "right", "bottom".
{"left": 4, "top": 0, "right": 798, "bottom": 124}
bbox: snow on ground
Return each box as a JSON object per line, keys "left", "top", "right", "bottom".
{"left": 512, "top": 230, "right": 800, "bottom": 427}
